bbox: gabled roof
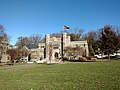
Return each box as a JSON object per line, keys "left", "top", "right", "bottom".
{"left": 22, "top": 46, "right": 29, "bottom": 51}
{"left": 27, "top": 44, "right": 39, "bottom": 49}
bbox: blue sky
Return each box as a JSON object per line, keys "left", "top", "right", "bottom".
{"left": 0, "top": 0, "right": 120, "bottom": 45}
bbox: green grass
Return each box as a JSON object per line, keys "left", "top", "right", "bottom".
{"left": 0, "top": 60, "right": 120, "bottom": 90}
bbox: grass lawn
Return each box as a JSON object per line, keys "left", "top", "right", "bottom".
{"left": 0, "top": 60, "right": 120, "bottom": 90}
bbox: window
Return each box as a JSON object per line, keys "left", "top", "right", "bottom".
{"left": 8, "top": 57, "right": 9, "bottom": 60}
{"left": 53, "top": 44, "right": 59, "bottom": 49}
{"left": 41, "top": 46, "right": 45, "bottom": 48}
{"left": 76, "top": 44, "right": 79, "bottom": 46}
{"left": 84, "top": 44, "right": 86, "bottom": 47}
{"left": 3, "top": 47, "right": 6, "bottom": 49}
{"left": 80, "top": 44, "right": 84, "bottom": 47}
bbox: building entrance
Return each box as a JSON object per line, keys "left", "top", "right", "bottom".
{"left": 54, "top": 52, "right": 58, "bottom": 59}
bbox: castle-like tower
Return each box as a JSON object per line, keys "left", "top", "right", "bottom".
{"left": 0, "top": 41, "right": 11, "bottom": 63}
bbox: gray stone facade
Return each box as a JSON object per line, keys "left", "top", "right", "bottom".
{"left": 0, "top": 41, "right": 11, "bottom": 63}
{"left": 37, "top": 33, "right": 89, "bottom": 60}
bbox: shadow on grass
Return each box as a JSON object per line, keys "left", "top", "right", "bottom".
{"left": 69, "top": 60, "right": 96, "bottom": 62}
{"left": 47, "top": 63, "right": 54, "bottom": 65}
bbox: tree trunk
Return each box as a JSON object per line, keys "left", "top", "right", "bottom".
{"left": 108, "top": 54, "right": 110, "bottom": 60}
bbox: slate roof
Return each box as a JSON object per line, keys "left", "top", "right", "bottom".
{"left": 27, "top": 44, "right": 39, "bottom": 49}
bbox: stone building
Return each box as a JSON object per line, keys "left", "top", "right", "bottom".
{"left": 30, "top": 33, "right": 89, "bottom": 60}
{"left": 0, "top": 40, "right": 11, "bottom": 63}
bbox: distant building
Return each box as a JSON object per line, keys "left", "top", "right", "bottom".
{"left": 0, "top": 41, "right": 11, "bottom": 63}
{"left": 28, "top": 33, "right": 89, "bottom": 61}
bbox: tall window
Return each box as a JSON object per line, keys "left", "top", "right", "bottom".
{"left": 53, "top": 43, "right": 59, "bottom": 49}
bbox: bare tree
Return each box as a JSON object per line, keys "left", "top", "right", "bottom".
{"left": 0, "top": 24, "right": 10, "bottom": 62}
{"left": 65, "top": 45, "right": 84, "bottom": 59}
{"left": 29, "top": 34, "right": 42, "bottom": 45}
{"left": 0, "top": 24, "right": 10, "bottom": 42}
{"left": 82, "top": 30, "right": 100, "bottom": 56}
{"left": 7, "top": 49, "right": 23, "bottom": 62}
{"left": 15, "top": 37, "right": 30, "bottom": 49}
{"left": 61, "top": 28, "right": 84, "bottom": 41}
{"left": 0, "top": 24, "right": 5, "bottom": 37}
{"left": 15, "top": 34, "right": 42, "bottom": 49}
{"left": 50, "top": 33, "right": 61, "bottom": 38}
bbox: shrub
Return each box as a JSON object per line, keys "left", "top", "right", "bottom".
{"left": 85, "top": 56, "right": 97, "bottom": 60}
{"left": 63, "top": 57, "right": 69, "bottom": 61}
{"left": 40, "top": 57, "right": 43, "bottom": 60}
{"left": 79, "top": 57, "right": 87, "bottom": 62}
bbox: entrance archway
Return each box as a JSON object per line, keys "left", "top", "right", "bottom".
{"left": 54, "top": 52, "right": 58, "bottom": 59}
